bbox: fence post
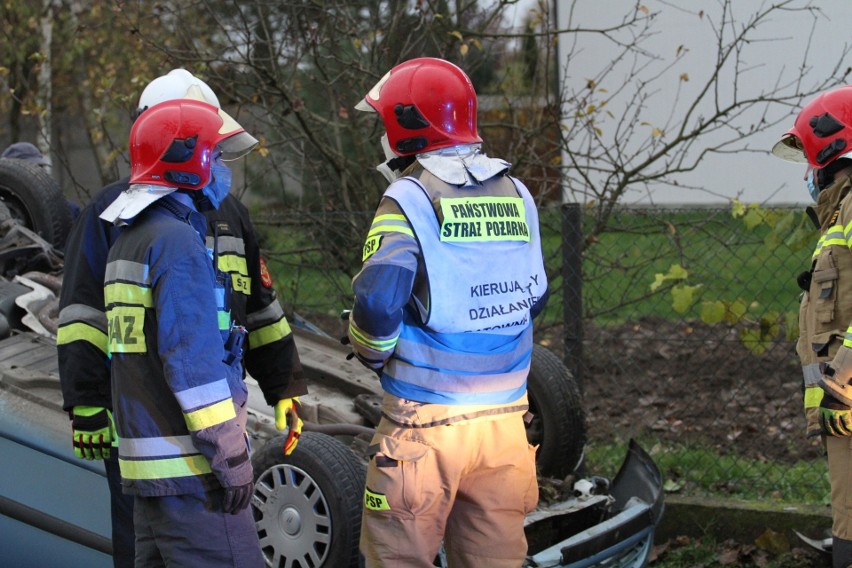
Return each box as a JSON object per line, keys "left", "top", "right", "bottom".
{"left": 561, "top": 203, "right": 583, "bottom": 393}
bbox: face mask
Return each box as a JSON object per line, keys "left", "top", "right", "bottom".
{"left": 200, "top": 162, "right": 232, "bottom": 210}
{"left": 806, "top": 168, "right": 820, "bottom": 203}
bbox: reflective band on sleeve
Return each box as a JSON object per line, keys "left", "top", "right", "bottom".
{"left": 364, "top": 488, "right": 391, "bottom": 511}
{"left": 349, "top": 322, "right": 398, "bottom": 353}
{"left": 217, "top": 253, "right": 248, "bottom": 276}
{"left": 107, "top": 307, "right": 147, "bottom": 353}
{"left": 56, "top": 322, "right": 109, "bottom": 354}
{"left": 439, "top": 196, "right": 529, "bottom": 243}
{"left": 804, "top": 384, "right": 825, "bottom": 410}
{"left": 120, "top": 435, "right": 197, "bottom": 458}
{"left": 174, "top": 379, "right": 232, "bottom": 412}
{"left": 58, "top": 303, "right": 108, "bottom": 330}
{"left": 802, "top": 363, "right": 823, "bottom": 387}
{"left": 249, "top": 318, "right": 293, "bottom": 349}
{"left": 184, "top": 398, "right": 237, "bottom": 431}
{"left": 820, "top": 226, "right": 846, "bottom": 252}
{"left": 104, "top": 283, "right": 153, "bottom": 308}
{"left": 247, "top": 301, "right": 285, "bottom": 329}
{"left": 368, "top": 214, "right": 413, "bottom": 239}
{"left": 119, "top": 455, "right": 212, "bottom": 480}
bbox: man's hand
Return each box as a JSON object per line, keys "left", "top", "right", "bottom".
{"left": 275, "top": 397, "right": 303, "bottom": 455}
{"left": 222, "top": 481, "right": 254, "bottom": 514}
{"left": 72, "top": 406, "right": 115, "bottom": 460}
{"left": 819, "top": 392, "right": 852, "bottom": 437}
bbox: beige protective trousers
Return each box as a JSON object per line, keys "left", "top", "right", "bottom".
{"left": 359, "top": 395, "right": 539, "bottom": 568}
{"left": 828, "top": 435, "right": 852, "bottom": 542}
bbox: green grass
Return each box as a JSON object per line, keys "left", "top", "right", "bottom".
{"left": 585, "top": 439, "right": 829, "bottom": 505}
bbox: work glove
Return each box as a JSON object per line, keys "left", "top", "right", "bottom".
{"left": 71, "top": 405, "right": 115, "bottom": 460}
{"left": 275, "top": 397, "right": 303, "bottom": 455}
{"left": 819, "top": 392, "right": 852, "bottom": 437}
{"left": 222, "top": 481, "right": 254, "bottom": 514}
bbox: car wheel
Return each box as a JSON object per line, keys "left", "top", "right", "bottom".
{"left": 0, "top": 158, "right": 72, "bottom": 248}
{"left": 527, "top": 344, "right": 587, "bottom": 478}
{"left": 252, "top": 431, "right": 366, "bottom": 568}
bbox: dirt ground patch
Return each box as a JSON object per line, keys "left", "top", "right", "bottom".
{"left": 541, "top": 315, "right": 822, "bottom": 466}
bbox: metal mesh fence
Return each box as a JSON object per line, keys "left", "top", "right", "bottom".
{"left": 253, "top": 203, "right": 828, "bottom": 503}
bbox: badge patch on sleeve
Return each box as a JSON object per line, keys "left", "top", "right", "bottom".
{"left": 362, "top": 235, "right": 383, "bottom": 261}
{"left": 259, "top": 257, "right": 274, "bottom": 288}
{"left": 364, "top": 487, "right": 391, "bottom": 511}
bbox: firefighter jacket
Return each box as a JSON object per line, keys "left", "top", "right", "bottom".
{"left": 105, "top": 196, "right": 252, "bottom": 495}
{"left": 798, "top": 171, "right": 852, "bottom": 437}
{"left": 58, "top": 178, "right": 306, "bottom": 413}
{"left": 348, "top": 167, "right": 549, "bottom": 406}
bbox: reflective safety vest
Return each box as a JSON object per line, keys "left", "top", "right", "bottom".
{"left": 104, "top": 197, "right": 252, "bottom": 496}
{"left": 380, "top": 172, "right": 548, "bottom": 405}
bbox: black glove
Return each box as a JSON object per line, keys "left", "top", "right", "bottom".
{"left": 222, "top": 482, "right": 254, "bottom": 514}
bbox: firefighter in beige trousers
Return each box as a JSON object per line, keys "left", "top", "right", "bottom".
{"left": 346, "top": 58, "right": 550, "bottom": 567}
{"left": 773, "top": 85, "right": 852, "bottom": 568}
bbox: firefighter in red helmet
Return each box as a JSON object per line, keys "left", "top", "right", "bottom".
{"left": 773, "top": 84, "right": 852, "bottom": 568}
{"left": 348, "top": 57, "right": 550, "bottom": 567}
{"left": 102, "top": 99, "right": 263, "bottom": 566}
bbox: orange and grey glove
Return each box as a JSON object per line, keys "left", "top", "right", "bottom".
{"left": 72, "top": 405, "right": 115, "bottom": 460}
{"left": 819, "top": 392, "right": 852, "bottom": 437}
{"left": 274, "top": 397, "right": 303, "bottom": 455}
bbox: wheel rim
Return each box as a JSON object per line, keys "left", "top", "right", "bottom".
{"left": 253, "top": 463, "right": 332, "bottom": 568}
{"left": 0, "top": 190, "right": 33, "bottom": 229}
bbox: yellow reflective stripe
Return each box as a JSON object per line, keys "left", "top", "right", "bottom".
{"left": 56, "top": 322, "right": 108, "bottom": 354}
{"left": 348, "top": 324, "right": 397, "bottom": 352}
{"left": 184, "top": 398, "right": 236, "bottom": 431}
{"left": 249, "top": 318, "right": 293, "bottom": 349}
{"left": 369, "top": 213, "right": 413, "bottom": 237}
{"left": 374, "top": 214, "right": 407, "bottom": 223}
{"left": 367, "top": 225, "right": 413, "bottom": 238}
{"left": 364, "top": 488, "right": 391, "bottom": 511}
{"left": 820, "top": 226, "right": 846, "bottom": 250}
{"left": 217, "top": 254, "right": 248, "bottom": 276}
{"left": 439, "top": 196, "right": 529, "bottom": 243}
{"left": 107, "top": 307, "right": 147, "bottom": 354}
{"left": 119, "top": 455, "right": 212, "bottom": 479}
{"left": 104, "top": 282, "right": 153, "bottom": 307}
{"left": 804, "top": 384, "right": 824, "bottom": 409}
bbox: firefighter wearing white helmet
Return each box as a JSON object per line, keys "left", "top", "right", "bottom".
{"left": 346, "top": 57, "right": 549, "bottom": 567}
{"left": 57, "top": 70, "right": 305, "bottom": 568}
{"left": 135, "top": 68, "right": 219, "bottom": 114}
{"left": 772, "top": 84, "right": 852, "bottom": 568}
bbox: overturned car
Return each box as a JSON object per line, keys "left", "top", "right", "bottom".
{"left": 0, "top": 156, "right": 663, "bottom": 568}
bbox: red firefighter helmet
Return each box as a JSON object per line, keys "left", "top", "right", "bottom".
{"left": 129, "top": 99, "right": 255, "bottom": 189}
{"left": 772, "top": 85, "right": 852, "bottom": 167}
{"left": 355, "top": 57, "right": 482, "bottom": 156}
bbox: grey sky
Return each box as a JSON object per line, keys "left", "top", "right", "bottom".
{"left": 504, "top": 1, "right": 852, "bottom": 205}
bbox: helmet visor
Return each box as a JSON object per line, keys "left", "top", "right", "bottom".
{"left": 771, "top": 133, "right": 808, "bottom": 163}
{"left": 217, "top": 107, "right": 258, "bottom": 160}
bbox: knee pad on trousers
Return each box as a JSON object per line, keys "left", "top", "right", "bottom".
{"left": 834, "top": 536, "right": 852, "bottom": 568}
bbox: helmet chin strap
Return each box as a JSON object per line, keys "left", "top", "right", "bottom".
{"left": 376, "top": 133, "right": 415, "bottom": 183}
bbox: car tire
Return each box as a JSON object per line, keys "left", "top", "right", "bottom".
{"left": 252, "top": 431, "right": 366, "bottom": 568}
{"left": 527, "top": 345, "right": 587, "bottom": 478}
{"left": 0, "top": 158, "right": 72, "bottom": 248}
